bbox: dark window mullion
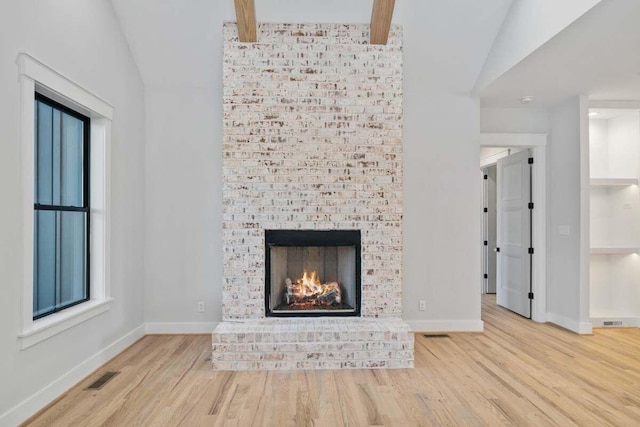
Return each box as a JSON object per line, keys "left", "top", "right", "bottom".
{"left": 34, "top": 204, "right": 88, "bottom": 212}
{"left": 59, "top": 109, "right": 63, "bottom": 206}
{"left": 34, "top": 102, "right": 40, "bottom": 313}
{"left": 35, "top": 102, "right": 38, "bottom": 202}
{"left": 50, "top": 106, "right": 54, "bottom": 205}
{"left": 33, "top": 298, "right": 88, "bottom": 320}
{"left": 83, "top": 115, "right": 90, "bottom": 303}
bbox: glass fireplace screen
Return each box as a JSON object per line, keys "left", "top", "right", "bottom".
{"left": 265, "top": 230, "right": 361, "bottom": 317}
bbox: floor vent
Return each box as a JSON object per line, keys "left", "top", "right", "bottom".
{"left": 86, "top": 371, "right": 119, "bottom": 390}
{"left": 423, "top": 334, "right": 450, "bottom": 338}
{"left": 603, "top": 321, "right": 624, "bottom": 327}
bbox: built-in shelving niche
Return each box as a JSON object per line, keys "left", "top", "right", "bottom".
{"left": 589, "top": 107, "right": 640, "bottom": 328}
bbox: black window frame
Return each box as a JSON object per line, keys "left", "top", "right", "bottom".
{"left": 33, "top": 92, "right": 91, "bottom": 320}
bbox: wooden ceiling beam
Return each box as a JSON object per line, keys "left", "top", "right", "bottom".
{"left": 370, "top": 0, "right": 395, "bottom": 45}
{"left": 234, "top": 0, "right": 257, "bottom": 42}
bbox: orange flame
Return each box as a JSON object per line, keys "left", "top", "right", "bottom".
{"left": 289, "top": 269, "right": 341, "bottom": 306}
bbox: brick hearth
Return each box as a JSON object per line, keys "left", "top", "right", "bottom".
{"left": 212, "top": 318, "right": 413, "bottom": 370}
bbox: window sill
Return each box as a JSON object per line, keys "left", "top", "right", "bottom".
{"left": 18, "top": 298, "right": 113, "bottom": 350}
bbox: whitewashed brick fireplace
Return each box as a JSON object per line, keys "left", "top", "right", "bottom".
{"left": 212, "top": 22, "right": 413, "bottom": 370}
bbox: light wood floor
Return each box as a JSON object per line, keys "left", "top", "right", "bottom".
{"left": 24, "top": 295, "right": 640, "bottom": 426}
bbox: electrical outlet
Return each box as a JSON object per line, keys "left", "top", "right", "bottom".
{"left": 419, "top": 300, "right": 426, "bottom": 311}
{"left": 197, "top": 301, "right": 205, "bottom": 313}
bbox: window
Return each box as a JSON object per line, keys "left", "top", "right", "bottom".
{"left": 33, "top": 94, "right": 90, "bottom": 319}
{"left": 18, "top": 53, "right": 113, "bottom": 349}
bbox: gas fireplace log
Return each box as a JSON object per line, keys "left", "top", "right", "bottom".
{"left": 284, "top": 278, "right": 293, "bottom": 304}
{"left": 282, "top": 276, "right": 342, "bottom": 307}
{"left": 317, "top": 285, "right": 341, "bottom": 305}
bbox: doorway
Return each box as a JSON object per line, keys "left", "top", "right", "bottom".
{"left": 479, "top": 134, "right": 548, "bottom": 323}
{"left": 482, "top": 148, "right": 532, "bottom": 318}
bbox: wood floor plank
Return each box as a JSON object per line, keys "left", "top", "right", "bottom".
{"left": 23, "top": 295, "right": 640, "bottom": 426}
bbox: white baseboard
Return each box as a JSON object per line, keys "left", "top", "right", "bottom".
{"left": 406, "top": 319, "right": 484, "bottom": 333}
{"left": 0, "top": 324, "right": 145, "bottom": 427}
{"left": 547, "top": 312, "right": 593, "bottom": 334}
{"left": 590, "top": 317, "right": 639, "bottom": 328}
{"left": 145, "top": 322, "right": 218, "bottom": 334}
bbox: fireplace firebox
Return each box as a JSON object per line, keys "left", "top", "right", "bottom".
{"left": 265, "top": 230, "right": 361, "bottom": 317}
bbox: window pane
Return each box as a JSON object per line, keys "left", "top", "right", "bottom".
{"left": 61, "top": 113, "right": 84, "bottom": 206}
{"left": 34, "top": 210, "right": 56, "bottom": 317}
{"left": 34, "top": 99, "right": 84, "bottom": 207}
{"left": 35, "top": 102, "right": 53, "bottom": 205}
{"left": 33, "top": 210, "right": 87, "bottom": 316}
{"left": 58, "top": 211, "right": 87, "bottom": 306}
{"left": 52, "top": 109, "right": 61, "bottom": 204}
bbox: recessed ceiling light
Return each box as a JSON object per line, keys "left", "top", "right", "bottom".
{"left": 520, "top": 96, "right": 534, "bottom": 104}
{"left": 589, "top": 112, "right": 599, "bottom": 117}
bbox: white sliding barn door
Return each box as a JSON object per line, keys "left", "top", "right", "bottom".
{"left": 496, "top": 150, "right": 532, "bottom": 318}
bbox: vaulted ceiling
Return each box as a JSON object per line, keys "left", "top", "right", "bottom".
{"left": 110, "top": 0, "right": 513, "bottom": 93}
{"left": 480, "top": 0, "right": 640, "bottom": 107}
{"left": 110, "top": 0, "right": 640, "bottom": 107}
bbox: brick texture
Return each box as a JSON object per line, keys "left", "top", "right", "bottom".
{"left": 212, "top": 318, "right": 413, "bottom": 370}
{"left": 222, "top": 22, "right": 403, "bottom": 320}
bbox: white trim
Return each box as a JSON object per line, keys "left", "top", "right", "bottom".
{"left": 480, "top": 147, "right": 523, "bottom": 168}
{"left": 145, "top": 322, "right": 219, "bottom": 334}
{"left": 17, "top": 52, "right": 113, "bottom": 347}
{"left": 547, "top": 312, "right": 593, "bottom": 334}
{"left": 17, "top": 53, "right": 113, "bottom": 119}
{"left": 478, "top": 133, "right": 548, "bottom": 323}
{"left": 0, "top": 325, "right": 145, "bottom": 427}
{"left": 19, "top": 73, "right": 36, "bottom": 335}
{"left": 18, "top": 299, "right": 113, "bottom": 350}
{"left": 531, "top": 145, "right": 547, "bottom": 323}
{"left": 579, "top": 95, "right": 592, "bottom": 330}
{"left": 480, "top": 133, "right": 548, "bottom": 147}
{"left": 590, "top": 317, "right": 639, "bottom": 328}
{"left": 89, "top": 118, "right": 112, "bottom": 302}
{"left": 406, "top": 320, "right": 484, "bottom": 332}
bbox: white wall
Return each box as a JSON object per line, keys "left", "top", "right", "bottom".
{"left": 547, "top": 96, "right": 591, "bottom": 333}
{"left": 0, "top": 0, "right": 145, "bottom": 423}
{"left": 402, "top": 93, "right": 482, "bottom": 330}
{"left": 474, "top": 0, "right": 602, "bottom": 93}
{"left": 481, "top": 107, "right": 551, "bottom": 134}
{"left": 144, "top": 88, "right": 222, "bottom": 327}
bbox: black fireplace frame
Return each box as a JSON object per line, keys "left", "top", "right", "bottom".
{"left": 264, "top": 230, "right": 362, "bottom": 318}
